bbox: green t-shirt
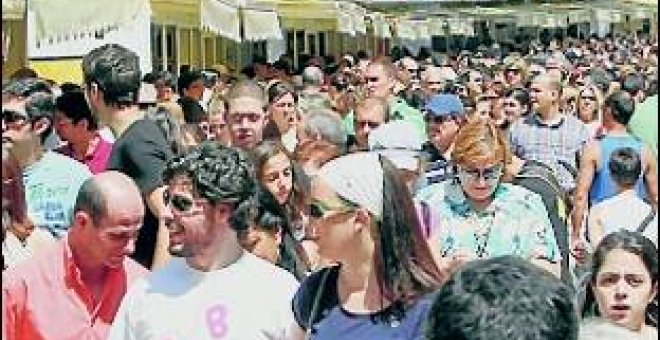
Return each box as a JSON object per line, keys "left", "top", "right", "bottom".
{"left": 342, "top": 97, "right": 427, "bottom": 140}
{"left": 628, "top": 95, "right": 658, "bottom": 156}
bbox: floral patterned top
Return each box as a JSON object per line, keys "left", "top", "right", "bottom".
{"left": 416, "top": 181, "right": 561, "bottom": 262}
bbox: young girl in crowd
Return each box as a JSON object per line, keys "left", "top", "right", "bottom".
{"left": 583, "top": 231, "right": 657, "bottom": 339}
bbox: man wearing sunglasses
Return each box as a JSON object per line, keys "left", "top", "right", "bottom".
{"left": 420, "top": 94, "right": 466, "bottom": 187}
{"left": 109, "top": 143, "right": 299, "bottom": 339}
{"left": 83, "top": 44, "right": 173, "bottom": 269}
{"left": 2, "top": 77, "right": 91, "bottom": 239}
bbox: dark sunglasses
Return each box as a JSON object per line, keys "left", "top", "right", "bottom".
{"left": 457, "top": 164, "right": 503, "bottom": 183}
{"left": 163, "top": 190, "right": 194, "bottom": 213}
{"left": 365, "top": 77, "right": 379, "bottom": 83}
{"left": 356, "top": 120, "right": 381, "bottom": 130}
{"left": 308, "top": 201, "right": 354, "bottom": 219}
{"left": 2, "top": 109, "right": 29, "bottom": 123}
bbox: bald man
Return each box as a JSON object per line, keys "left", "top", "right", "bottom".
{"left": 509, "top": 74, "right": 590, "bottom": 192}
{"left": 3, "top": 171, "right": 148, "bottom": 340}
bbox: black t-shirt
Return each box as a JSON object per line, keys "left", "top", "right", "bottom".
{"left": 107, "top": 118, "right": 173, "bottom": 268}
{"left": 177, "top": 96, "right": 206, "bottom": 124}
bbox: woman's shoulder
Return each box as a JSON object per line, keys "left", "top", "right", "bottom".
{"left": 495, "top": 183, "right": 545, "bottom": 207}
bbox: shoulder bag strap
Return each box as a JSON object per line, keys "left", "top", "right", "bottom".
{"left": 305, "top": 267, "right": 333, "bottom": 339}
{"left": 636, "top": 208, "right": 656, "bottom": 234}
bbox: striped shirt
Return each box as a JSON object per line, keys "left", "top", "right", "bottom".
{"left": 509, "top": 113, "right": 590, "bottom": 192}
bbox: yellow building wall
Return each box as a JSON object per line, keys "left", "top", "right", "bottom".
{"left": 28, "top": 58, "right": 83, "bottom": 84}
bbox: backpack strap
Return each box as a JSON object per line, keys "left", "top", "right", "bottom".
{"left": 418, "top": 200, "right": 432, "bottom": 239}
{"left": 305, "top": 267, "right": 334, "bottom": 339}
{"left": 636, "top": 208, "right": 656, "bottom": 234}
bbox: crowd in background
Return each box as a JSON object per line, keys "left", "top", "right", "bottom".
{"left": 2, "top": 31, "right": 658, "bottom": 339}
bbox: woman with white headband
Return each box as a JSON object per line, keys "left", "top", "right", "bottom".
{"left": 291, "top": 152, "right": 445, "bottom": 339}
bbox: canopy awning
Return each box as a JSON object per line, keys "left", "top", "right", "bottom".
{"left": 369, "top": 13, "right": 391, "bottom": 38}
{"left": 151, "top": 0, "right": 241, "bottom": 42}
{"left": 242, "top": 5, "right": 283, "bottom": 41}
{"left": 29, "top": 0, "right": 149, "bottom": 43}
{"left": 339, "top": 2, "right": 367, "bottom": 34}
{"left": 2, "top": 0, "right": 25, "bottom": 20}
{"left": 265, "top": 0, "right": 355, "bottom": 33}
{"left": 201, "top": 0, "right": 241, "bottom": 42}
{"left": 395, "top": 19, "right": 418, "bottom": 40}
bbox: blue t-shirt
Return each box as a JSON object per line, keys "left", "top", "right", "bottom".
{"left": 589, "top": 135, "right": 646, "bottom": 205}
{"left": 293, "top": 266, "right": 433, "bottom": 340}
{"left": 23, "top": 151, "right": 91, "bottom": 238}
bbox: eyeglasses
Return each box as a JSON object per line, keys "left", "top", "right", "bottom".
{"left": 580, "top": 96, "right": 596, "bottom": 101}
{"left": 308, "top": 200, "right": 355, "bottom": 220}
{"left": 457, "top": 164, "right": 504, "bottom": 183}
{"left": 356, "top": 120, "right": 382, "bottom": 130}
{"left": 365, "top": 77, "right": 380, "bottom": 83}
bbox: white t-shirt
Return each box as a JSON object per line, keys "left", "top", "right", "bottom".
{"left": 587, "top": 191, "right": 657, "bottom": 246}
{"left": 108, "top": 252, "right": 299, "bottom": 340}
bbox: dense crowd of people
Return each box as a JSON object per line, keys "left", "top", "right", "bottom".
{"left": 2, "top": 31, "right": 658, "bottom": 339}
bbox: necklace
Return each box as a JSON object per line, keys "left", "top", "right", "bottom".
{"left": 473, "top": 212, "right": 494, "bottom": 258}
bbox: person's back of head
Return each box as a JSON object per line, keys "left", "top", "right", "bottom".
{"left": 299, "top": 109, "right": 347, "bottom": 155}
{"left": 82, "top": 43, "right": 141, "bottom": 107}
{"left": 608, "top": 147, "right": 642, "bottom": 189}
{"left": 301, "top": 66, "right": 324, "bottom": 88}
{"left": 622, "top": 74, "right": 644, "bottom": 98}
{"left": 55, "top": 90, "right": 98, "bottom": 131}
{"left": 605, "top": 90, "right": 635, "bottom": 125}
{"left": 426, "top": 255, "right": 578, "bottom": 340}
{"left": 9, "top": 67, "right": 38, "bottom": 80}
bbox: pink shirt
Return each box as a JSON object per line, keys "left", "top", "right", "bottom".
{"left": 2, "top": 238, "right": 147, "bottom": 340}
{"left": 56, "top": 134, "right": 113, "bottom": 174}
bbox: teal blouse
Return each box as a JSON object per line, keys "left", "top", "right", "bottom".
{"left": 416, "top": 181, "right": 561, "bottom": 262}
